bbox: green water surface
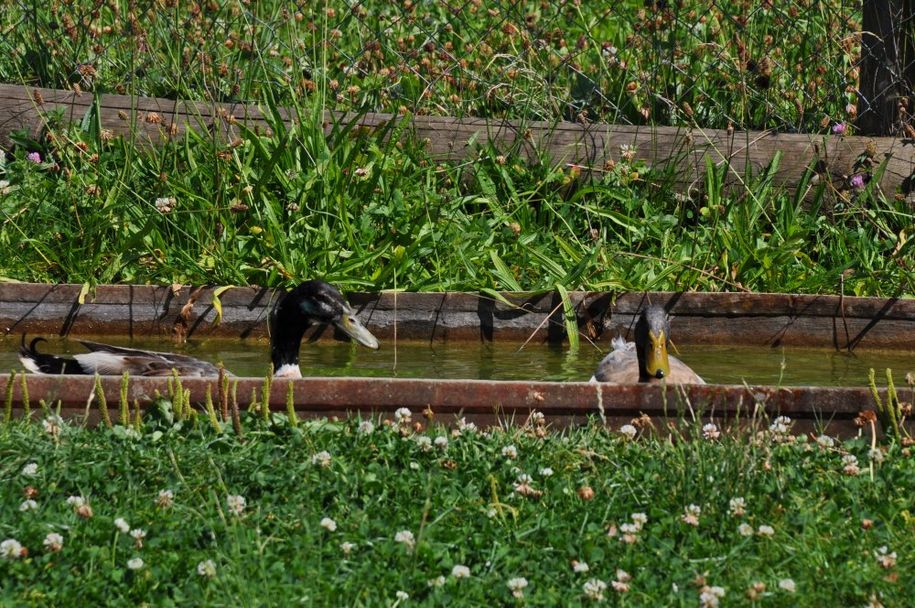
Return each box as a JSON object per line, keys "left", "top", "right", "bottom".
{"left": 4, "top": 336, "right": 915, "bottom": 387}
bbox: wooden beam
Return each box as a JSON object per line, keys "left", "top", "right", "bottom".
{"left": 2, "top": 83, "right": 915, "bottom": 194}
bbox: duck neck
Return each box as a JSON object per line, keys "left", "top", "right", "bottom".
{"left": 269, "top": 305, "right": 310, "bottom": 378}
{"left": 634, "top": 316, "right": 651, "bottom": 382}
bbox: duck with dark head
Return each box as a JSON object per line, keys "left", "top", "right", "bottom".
{"left": 19, "top": 280, "right": 379, "bottom": 377}
{"left": 269, "top": 280, "right": 379, "bottom": 378}
{"left": 590, "top": 304, "right": 704, "bottom": 384}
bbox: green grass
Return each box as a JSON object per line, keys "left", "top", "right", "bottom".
{"left": 0, "top": 116, "right": 913, "bottom": 295}
{"left": 0, "top": 0, "right": 860, "bottom": 132}
{"left": 1, "top": 411, "right": 913, "bottom": 606}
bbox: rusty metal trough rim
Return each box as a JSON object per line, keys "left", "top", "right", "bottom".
{"left": 2, "top": 374, "right": 883, "bottom": 419}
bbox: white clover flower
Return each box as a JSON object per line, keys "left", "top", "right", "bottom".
{"left": 455, "top": 418, "right": 478, "bottom": 434}
{"left": 778, "top": 578, "right": 796, "bottom": 593}
{"left": 408, "top": 461, "right": 420, "bottom": 471}
{"left": 501, "top": 444, "right": 518, "bottom": 459}
{"left": 226, "top": 494, "right": 246, "bottom": 516}
{"left": 528, "top": 411, "right": 545, "bottom": 426}
{"left": 516, "top": 473, "right": 533, "bottom": 485}
{"left": 630, "top": 512, "right": 648, "bottom": 529}
{"left": 114, "top": 517, "right": 130, "bottom": 534}
{"left": 395, "top": 590, "right": 409, "bottom": 601}
{"left": 197, "top": 559, "right": 217, "bottom": 578}
{"left": 682, "top": 504, "right": 701, "bottom": 526}
{"left": 1, "top": 539, "right": 24, "bottom": 559}
{"left": 127, "top": 557, "right": 144, "bottom": 570}
{"left": 320, "top": 517, "right": 337, "bottom": 532}
{"left": 155, "top": 196, "right": 177, "bottom": 214}
{"left": 42, "top": 415, "right": 64, "bottom": 437}
{"left": 130, "top": 529, "right": 147, "bottom": 548}
{"left": 612, "top": 570, "right": 633, "bottom": 592}
{"left": 394, "top": 530, "right": 415, "bottom": 550}
{"left": 702, "top": 423, "right": 720, "bottom": 440}
{"left": 583, "top": 578, "right": 607, "bottom": 601}
{"left": 486, "top": 507, "right": 498, "bottom": 518}
{"left": 875, "top": 546, "right": 897, "bottom": 568}
{"left": 842, "top": 454, "right": 861, "bottom": 476}
{"left": 816, "top": 435, "right": 835, "bottom": 449}
{"left": 311, "top": 451, "right": 332, "bottom": 468}
{"left": 19, "top": 499, "right": 38, "bottom": 512}
{"left": 357, "top": 420, "right": 375, "bottom": 434}
{"left": 868, "top": 448, "right": 885, "bottom": 464}
{"left": 451, "top": 564, "right": 471, "bottom": 578}
{"left": 539, "top": 466, "right": 554, "bottom": 477}
{"left": 572, "top": 560, "right": 590, "bottom": 573}
{"left": 738, "top": 523, "right": 754, "bottom": 537}
{"left": 433, "top": 435, "right": 449, "bottom": 450}
{"left": 757, "top": 524, "right": 775, "bottom": 538}
{"left": 619, "top": 144, "right": 637, "bottom": 162}
{"left": 427, "top": 575, "right": 446, "bottom": 588}
{"left": 43, "top": 532, "right": 63, "bottom": 552}
{"left": 699, "top": 585, "right": 726, "bottom": 608}
{"left": 156, "top": 489, "right": 174, "bottom": 508}
{"left": 619, "top": 424, "right": 637, "bottom": 439}
{"left": 619, "top": 521, "right": 640, "bottom": 544}
{"left": 415, "top": 436, "right": 433, "bottom": 452}
{"left": 66, "top": 496, "right": 86, "bottom": 508}
{"left": 620, "top": 523, "right": 639, "bottom": 534}
{"left": 21, "top": 462, "right": 38, "bottom": 477}
{"left": 394, "top": 408, "right": 412, "bottom": 424}
{"left": 728, "top": 497, "right": 746, "bottom": 517}
{"left": 506, "top": 577, "right": 528, "bottom": 598}
{"left": 340, "top": 541, "right": 355, "bottom": 556}
{"left": 769, "top": 415, "right": 793, "bottom": 440}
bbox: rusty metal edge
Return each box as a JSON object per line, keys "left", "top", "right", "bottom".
{"left": 0, "top": 374, "right": 884, "bottom": 419}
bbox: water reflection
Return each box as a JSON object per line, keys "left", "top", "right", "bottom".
{"left": 2, "top": 336, "right": 914, "bottom": 387}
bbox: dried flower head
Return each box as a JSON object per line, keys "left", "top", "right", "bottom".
{"left": 43, "top": 532, "right": 64, "bottom": 553}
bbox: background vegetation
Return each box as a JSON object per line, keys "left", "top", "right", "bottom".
{"left": 0, "top": 0, "right": 912, "bottom": 297}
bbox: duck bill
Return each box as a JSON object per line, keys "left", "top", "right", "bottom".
{"left": 336, "top": 312, "right": 380, "bottom": 349}
{"left": 645, "top": 330, "right": 670, "bottom": 379}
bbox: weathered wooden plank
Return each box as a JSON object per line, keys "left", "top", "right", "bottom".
{"left": 2, "top": 84, "right": 915, "bottom": 194}
{"left": 2, "top": 283, "right": 915, "bottom": 349}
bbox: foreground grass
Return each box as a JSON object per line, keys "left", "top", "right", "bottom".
{"left": 1, "top": 412, "right": 912, "bottom": 606}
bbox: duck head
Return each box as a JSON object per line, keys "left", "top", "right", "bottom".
{"left": 634, "top": 305, "right": 671, "bottom": 381}
{"left": 270, "top": 280, "right": 379, "bottom": 378}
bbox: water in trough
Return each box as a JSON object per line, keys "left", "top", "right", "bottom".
{"left": 3, "top": 336, "right": 915, "bottom": 387}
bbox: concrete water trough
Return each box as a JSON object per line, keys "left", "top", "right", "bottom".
{"left": 1, "top": 283, "right": 914, "bottom": 435}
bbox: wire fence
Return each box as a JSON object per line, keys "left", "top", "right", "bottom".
{"left": 1, "top": 0, "right": 913, "bottom": 136}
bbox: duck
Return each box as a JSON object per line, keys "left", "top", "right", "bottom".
{"left": 590, "top": 305, "right": 704, "bottom": 384}
{"left": 19, "top": 280, "right": 379, "bottom": 378}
